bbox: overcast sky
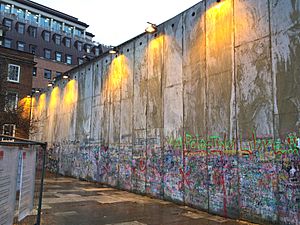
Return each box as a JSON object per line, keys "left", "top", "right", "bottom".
{"left": 33, "top": 0, "right": 201, "bottom": 46}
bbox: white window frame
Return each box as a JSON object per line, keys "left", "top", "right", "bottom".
{"left": 7, "top": 64, "right": 21, "bottom": 83}
{"left": 5, "top": 91, "right": 18, "bottom": 112}
{"left": 2, "top": 124, "right": 16, "bottom": 142}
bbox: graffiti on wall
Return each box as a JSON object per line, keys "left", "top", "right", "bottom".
{"left": 45, "top": 131, "right": 300, "bottom": 224}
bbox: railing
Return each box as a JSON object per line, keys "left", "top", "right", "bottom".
{"left": 0, "top": 135, "right": 47, "bottom": 225}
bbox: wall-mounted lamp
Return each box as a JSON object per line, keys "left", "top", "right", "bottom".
{"left": 35, "top": 89, "right": 40, "bottom": 93}
{"left": 47, "top": 82, "right": 53, "bottom": 87}
{"left": 145, "top": 22, "right": 157, "bottom": 33}
{"left": 109, "top": 47, "right": 118, "bottom": 54}
{"left": 63, "top": 75, "right": 69, "bottom": 79}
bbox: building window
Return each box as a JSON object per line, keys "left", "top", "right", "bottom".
{"left": 65, "top": 38, "right": 71, "bottom": 48}
{"left": 74, "top": 28, "right": 83, "bottom": 37}
{"left": 40, "top": 16, "right": 50, "bottom": 28}
{"left": 85, "top": 45, "right": 91, "bottom": 53}
{"left": 29, "top": 45, "right": 37, "bottom": 54}
{"left": 44, "top": 69, "right": 51, "bottom": 79}
{"left": 66, "top": 55, "right": 72, "bottom": 65}
{"left": 17, "top": 23, "right": 25, "bottom": 34}
{"left": 7, "top": 64, "right": 20, "bottom": 82}
{"left": 44, "top": 49, "right": 51, "bottom": 59}
{"left": 28, "top": 26, "right": 37, "bottom": 38}
{"left": 3, "top": 18, "right": 12, "bottom": 30}
{"left": 3, "top": 4, "right": 11, "bottom": 14}
{"left": 56, "top": 72, "right": 62, "bottom": 77}
{"left": 2, "top": 124, "right": 16, "bottom": 141}
{"left": 15, "top": 8, "right": 25, "bottom": 20}
{"left": 94, "top": 48, "right": 100, "bottom": 56}
{"left": 55, "top": 52, "right": 62, "bottom": 62}
{"left": 17, "top": 42, "right": 25, "bottom": 51}
{"left": 26, "top": 11, "right": 39, "bottom": 24}
{"left": 43, "top": 31, "right": 50, "bottom": 42}
{"left": 54, "top": 34, "right": 61, "bottom": 45}
{"left": 52, "top": 20, "right": 62, "bottom": 32}
{"left": 77, "top": 42, "right": 82, "bottom": 51}
{"left": 5, "top": 92, "right": 18, "bottom": 111}
{"left": 78, "top": 58, "right": 83, "bottom": 65}
{"left": 32, "top": 67, "right": 37, "bottom": 76}
{"left": 3, "top": 38, "right": 11, "bottom": 48}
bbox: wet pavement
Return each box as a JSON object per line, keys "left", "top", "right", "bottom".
{"left": 19, "top": 175, "right": 258, "bottom": 225}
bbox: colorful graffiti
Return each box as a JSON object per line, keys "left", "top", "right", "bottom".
{"left": 45, "top": 131, "right": 300, "bottom": 225}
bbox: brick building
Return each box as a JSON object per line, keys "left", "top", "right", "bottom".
{"left": 0, "top": 45, "right": 35, "bottom": 139}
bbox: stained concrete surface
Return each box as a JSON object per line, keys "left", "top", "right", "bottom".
{"left": 18, "top": 174, "right": 257, "bottom": 225}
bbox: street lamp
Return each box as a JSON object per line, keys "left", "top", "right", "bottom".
{"left": 109, "top": 47, "right": 118, "bottom": 54}
{"left": 145, "top": 22, "right": 157, "bottom": 33}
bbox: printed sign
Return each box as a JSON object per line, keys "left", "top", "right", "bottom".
{"left": 18, "top": 148, "right": 37, "bottom": 221}
{"left": 0, "top": 147, "right": 19, "bottom": 225}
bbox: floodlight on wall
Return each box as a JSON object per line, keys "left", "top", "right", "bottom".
{"left": 145, "top": 22, "right": 157, "bottom": 33}
{"left": 109, "top": 47, "right": 118, "bottom": 54}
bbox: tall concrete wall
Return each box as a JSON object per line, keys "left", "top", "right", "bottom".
{"left": 33, "top": 0, "right": 300, "bottom": 224}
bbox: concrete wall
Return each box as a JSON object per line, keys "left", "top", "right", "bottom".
{"left": 33, "top": 0, "right": 300, "bottom": 224}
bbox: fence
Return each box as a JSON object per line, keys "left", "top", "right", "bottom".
{"left": 0, "top": 135, "right": 47, "bottom": 225}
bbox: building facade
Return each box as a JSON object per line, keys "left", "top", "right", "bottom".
{"left": 0, "top": 45, "right": 35, "bottom": 139}
{"left": 0, "top": 0, "right": 106, "bottom": 89}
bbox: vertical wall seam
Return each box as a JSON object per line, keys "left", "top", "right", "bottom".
{"left": 131, "top": 41, "right": 136, "bottom": 192}
{"left": 204, "top": 0, "right": 209, "bottom": 213}
{"left": 232, "top": 0, "right": 239, "bottom": 219}
{"left": 267, "top": 0, "right": 279, "bottom": 224}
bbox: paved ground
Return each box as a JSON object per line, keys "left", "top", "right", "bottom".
{"left": 18, "top": 175, "right": 257, "bottom": 225}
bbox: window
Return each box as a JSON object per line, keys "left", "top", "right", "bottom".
{"left": 64, "top": 24, "right": 73, "bottom": 35}
{"left": 32, "top": 67, "right": 37, "bottom": 76}
{"left": 3, "top": 18, "right": 12, "bottom": 30}
{"left": 94, "top": 48, "right": 100, "bottom": 56}
{"left": 7, "top": 64, "right": 20, "bottom": 82}
{"left": 40, "top": 16, "right": 50, "bottom": 28}
{"left": 17, "top": 23, "right": 25, "bottom": 34}
{"left": 66, "top": 55, "right": 72, "bottom": 65}
{"left": 77, "top": 41, "right": 82, "bottom": 51}
{"left": 4, "top": 38, "right": 11, "bottom": 48}
{"left": 44, "top": 69, "right": 51, "bottom": 79}
{"left": 65, "top": 38, "right": 71, "bottom": 48}
{"left": 44, "top": 49, "right": 51, "bottom": 59}
{"left": 54, "top": 34, "right": 61, "bottom": 45}
{"left": 17, "top": 41, "right": 25, "bottom": 51}
{"left": 52, "top": 20, "right": 62, "bottom": 32}
{"left": 15, "top": 8, "right": 25, "bottom": 20}
{"left": 2, "top": 124, "right": 16, "bottom": 141}
{"left": 74, "top": 28, "right": 83, "bottom": 37}
{"left": 78, "top": 58, "right": 83, "bottom": 65}
{"left": 43, "top": 31, "right": 50, "bottom": 42}
{"left": 29, "top": 45, "right": 37, "bottom": 54}
{"left": 28, "top": 26, "right": 37, "bottom": 38}
{"left": 26, "top": 11, "right": 39, "bottom": 24}
{"left": 2, "top": 4, "right": 11, "bottom": 14}
{"left": 56, "top": 72, "right": 62, "bottom": 77}
{"left": 5, "top": 92, "right": 18, "bottom": 111}
{"left": 85, "top": 45, "right": 91, "bottom": 53}
{"left": 55, "top": 52, "right": 62, "bottom": 62}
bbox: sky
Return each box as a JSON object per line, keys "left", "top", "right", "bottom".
{"left": 33, "top": 0, "right": 201, "bottom": 46}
